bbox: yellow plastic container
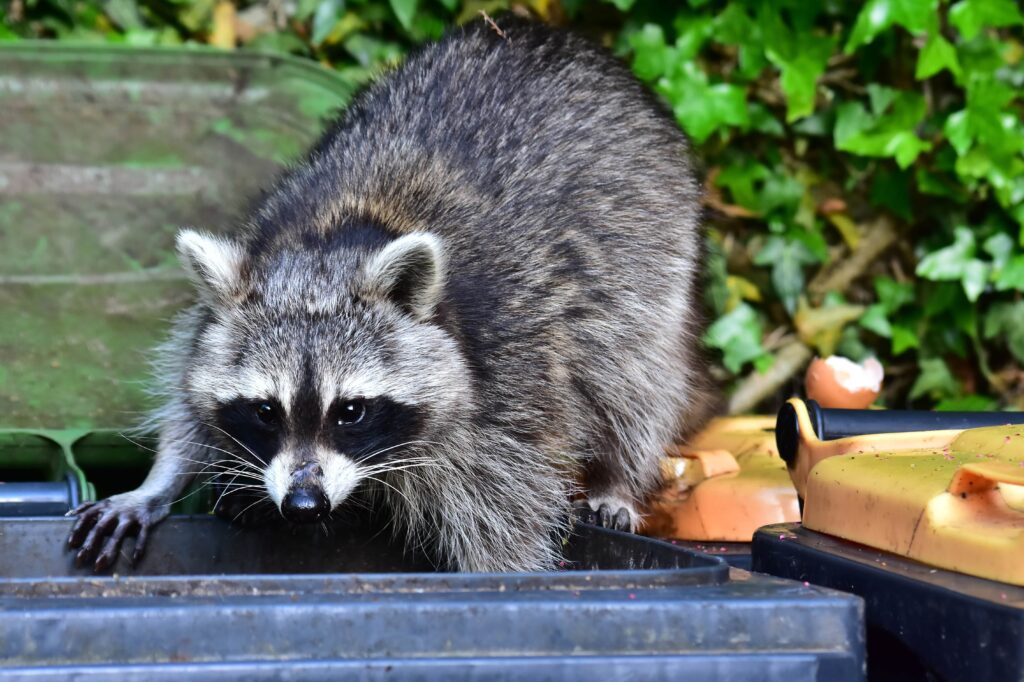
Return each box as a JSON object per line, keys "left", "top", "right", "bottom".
{"left": 640, "top": 417, "right": 800, "bottom": 542}
{"left": 785, "top": 398, "right": 1024, "bottom": 585}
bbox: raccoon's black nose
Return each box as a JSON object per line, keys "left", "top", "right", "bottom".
{"left": 281, "top": 487, "right": 330, "bottom": 523}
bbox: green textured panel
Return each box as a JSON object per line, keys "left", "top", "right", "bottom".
{"left": 0, "top": 43, "right": 351, "bottom": 430}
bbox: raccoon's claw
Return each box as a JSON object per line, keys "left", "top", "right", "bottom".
{"left": 598, "top": 503, "right": 632, "bottom": 532}
{"left": 66, "top": 498, "right": 162, "bottom": 572}
{"left": 572, "top": 499, "right": 598, "bottom": 525}
{"left": 573, "top": 499, "right": 633, "bottom": 532}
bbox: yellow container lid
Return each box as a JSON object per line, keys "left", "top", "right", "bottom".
{"left": 640, "top": 416, "right": 800, "bottom": 542}
{"left": 787, "top": 396, "right": 1024, "bottom": 585}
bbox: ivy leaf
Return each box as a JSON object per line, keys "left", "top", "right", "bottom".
{"left": 943, "top": 110, "right": 973, "bottom": 155}
{"left": 875, "top": 276, "right": 915, "bottom": 312}
{"left": 995, "top": 255, "right": 1024, "bottom": 291}
{"left": 673, "top": 14, "right": 714, "bottom": 61}
{"left": 984, "top": 301, "right": 1024, "bottom": 363}
{"left": 311, "top": 0, "right": 345, "bottom": 45}
{"left": 761, "top": 174, "right": 805, "bottom": 218}
{"left": 846, "top": 0, "right": 936, "bottom": 52}
{"left": 389, "top": 0, "right": 418, "bottom": 31}
{"left": 774, "top": 35, "right": 835, "bottom": 122}
{"left": 834, "top": 87, "right": 932, "bottom": 168}
{"left": 712, "top": 4, "right": 766, "bottom": 79}
{"left": 949, "top": 0, "right": 1024, "bottom": 40}
{"left": 704, "top": 303, "right": 768, "bottom": 373}
{"left": 983, "top": 232, "right": 1014, "bottom": 270}
{"left": 748, "top": 102, "right": 786, "bottom": 137}
{"left": 916, "top": 226, "right": 975, "bottom": 279}
{"left": 860, "top": 303, "right": 893, "bottom": 337}
{"left": 657, "top": 62, "right": 748, "bottom": 143}
{"left": 715, "top": 161, "right": 770, "bottom": 212}
{"left": 915, "top": 32, "right": 961, "bottom": 80}
{"left": 606, "top": 0, "right": 638, "bottom": 10}
{"left": 960, "top": 259, "right": 990, "bottom": 302}
{"left": 922, "top": 281, "right": 962, "bottom": 317}
{"left": 753, "top": 235, "right": 820, "bottom": 313}
{"left": 712, "top": 3, "right": 758, "bottom": 45}
{"left": 944, "top": 76, "right": 1020, "bottom": 161}
{"left": 916, "top": 227, "right": 993, "bottom": 301}
{"left": 862, "top": 276, "right": 915, "bottom": 339}
{"left": 892, "top": 323, "right": 921, "bottom": 354}
{"left": 629, "top": 24, "right": 669, "bottom": 82}
{"left": 760, "top": 9, "right": 836, "bottom": 121}
{"left": 910, "top": 357, "right": 959, "bottom": 401}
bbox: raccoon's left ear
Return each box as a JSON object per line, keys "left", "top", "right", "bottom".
{"left": 176, "top": 228, "right": 245, "bottom": 303}
{"left": 360, "top": 232, "right": 445, "bottom": 320}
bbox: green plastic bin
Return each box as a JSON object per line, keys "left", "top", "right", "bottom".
{"left": 0, "top": 43, "right": 352, "bottom": 512}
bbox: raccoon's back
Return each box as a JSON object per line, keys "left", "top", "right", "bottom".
{"left": 260, "top": 16, "right": 699, "bottom": 255}
{"left": 250, "top": 16, "right": 705, "bottom": 435}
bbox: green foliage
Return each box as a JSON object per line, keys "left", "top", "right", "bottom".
{"left": 4, "top": 0, "right": 1024, "bottom": 410}
{"left": 704, "top": 303, "right": 772, "bottom": 374}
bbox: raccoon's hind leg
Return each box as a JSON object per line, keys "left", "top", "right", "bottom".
{"left": 574, "top": 400, "right": 668, "bottom": 533}
{"left": 67, "top": 406, "right": 210, "bottom": 571}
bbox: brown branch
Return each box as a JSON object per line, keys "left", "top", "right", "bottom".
{"left": 728, "top": 341, "right": 813, "bottom": 415}
{"left": 807, "top": 215, "right": 898, "bottom": 301}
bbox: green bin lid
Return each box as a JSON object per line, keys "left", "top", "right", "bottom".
{"left": 0, "top": 43, "right": 352, "bottom": 429}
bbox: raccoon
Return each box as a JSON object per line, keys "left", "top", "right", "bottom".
{"left": 67, "top": 15, "right": 713, "bottom": 572}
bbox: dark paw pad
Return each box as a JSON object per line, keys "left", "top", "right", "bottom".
{"left": 573, "top": 500, "right": 633, "bottom": 532}
{"left": 572, "top": 499, "right": 597, "bottom": 525}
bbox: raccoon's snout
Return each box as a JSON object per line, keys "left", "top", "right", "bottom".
{"left": 292, "top": 461, "right": 323, "bottom": 481}
{"left": 281, "top": 461, "right": 329, "bottom": 523}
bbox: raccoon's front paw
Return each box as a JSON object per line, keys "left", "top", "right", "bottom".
{"left": 573, "top": 497, "right": 635, "bottom": 532}
{"left": 66, "top": 496, "right": 169, "bottom": 572}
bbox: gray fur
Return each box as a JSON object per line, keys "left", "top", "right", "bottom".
{"left": 67, "top": 16, "right": 714, "bottom": 573}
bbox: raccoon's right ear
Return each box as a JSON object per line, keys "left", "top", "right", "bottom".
{"left": 176, "top": 228, "right": 245, "bottom": 302}
{"left": 360, "top": 232, "right": 445, "bottom": 321}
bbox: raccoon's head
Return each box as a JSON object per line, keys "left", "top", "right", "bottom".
{"left": 175, "top": 225, "right": 473, "bottom": 523}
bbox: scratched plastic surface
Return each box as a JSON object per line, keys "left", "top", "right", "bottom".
{"left": 0, "top": 517, "right": 865, "bottom": 681}
{"left": 0, "top": 43, "right": 352, "bottom": 430}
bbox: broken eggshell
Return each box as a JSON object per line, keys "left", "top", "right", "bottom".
{"left": 805, "top": 355, "right": 884, "bottom": 409}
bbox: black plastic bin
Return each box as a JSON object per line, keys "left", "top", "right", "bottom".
{"left": 671, "top": 539, "right": 753, "bottom": 570}
{"left": 753, "top": 523, "right": 1024, "bottom": 681}
{"left": 0, "top": 516, "right": 865, "bottom": 680}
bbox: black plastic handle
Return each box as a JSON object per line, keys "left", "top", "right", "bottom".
{"left": 775, "top": 399, "right": 1024, "bottom": 467}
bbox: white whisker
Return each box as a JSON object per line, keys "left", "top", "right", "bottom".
{"left": 201, "top": 421, "right": 270, "bottom": 468}
{"left": 364, "top": 475, "right": 413, "bottom": 507}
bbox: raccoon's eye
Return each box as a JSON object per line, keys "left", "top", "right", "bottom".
{"left": 254, "top": 402, "right": 278, "bottom": 425}
{"left": 337, "top": 400, "right": 366, "bottom": 426}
